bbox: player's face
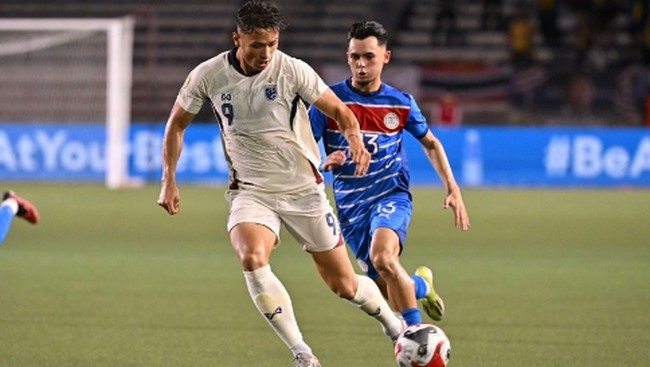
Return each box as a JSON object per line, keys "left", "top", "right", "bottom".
{"left": 347, "top": 36, "right": 391, "bottom": 92}
{"left": 233, "top": 28, "right": 279, "bottom": 75}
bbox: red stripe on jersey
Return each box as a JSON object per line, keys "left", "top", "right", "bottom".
{"left": 326, "top": 103, "right": 410, "bottom": 134}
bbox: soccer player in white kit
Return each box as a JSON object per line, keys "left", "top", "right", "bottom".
{"left": 156, "top": 1, "right": 404, "bottom": 366}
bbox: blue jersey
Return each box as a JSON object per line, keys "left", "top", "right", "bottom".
{"left": 309, "top": 79, "right": 430, "bottom": 227}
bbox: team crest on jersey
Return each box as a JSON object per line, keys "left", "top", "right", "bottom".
{"left": 383, "top": 112, "right": 399, "bottom": 129}
{"left": 264, "top": 84, "right": 278, "bottom": 101}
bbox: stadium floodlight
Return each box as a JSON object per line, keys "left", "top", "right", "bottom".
{"left": 0, "top": 17, "right": 135, "bottom": 189}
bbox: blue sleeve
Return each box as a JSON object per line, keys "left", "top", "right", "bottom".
{"left": 308, "top": 105, "right": 327, "bottom": 142}
{"left": 404, "top": 94, "right": 430, "bottom": 140}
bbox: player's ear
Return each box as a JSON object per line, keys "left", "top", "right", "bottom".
{"left": 232, "top": 32, "right": 240, "bottom": 47}
{"left": 384, "top": 50, "right": 392, "bottom": 64}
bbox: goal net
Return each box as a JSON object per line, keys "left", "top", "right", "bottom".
{"left": 0, "top": 17, "right": 135, "bottom": 189}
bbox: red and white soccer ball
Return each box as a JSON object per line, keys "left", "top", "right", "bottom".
{"left": 394, "top": 323, "right": 451, "bottom": 367}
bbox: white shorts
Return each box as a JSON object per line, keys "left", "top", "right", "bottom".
{"left": 225, "top": 185, "right": 342, "bottom": 252}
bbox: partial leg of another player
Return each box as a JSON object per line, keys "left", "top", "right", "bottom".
{"left": 0, "top": 191, "right": 40, "bottom": 244}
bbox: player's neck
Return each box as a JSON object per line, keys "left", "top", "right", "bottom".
{"left": 351, "top": 78, "right": 382, "bottom": 93}
{"left": 234, "top": 49, "right": 263, "bottom": 76}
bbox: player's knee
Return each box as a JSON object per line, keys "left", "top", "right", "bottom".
{"left": 373, "top": 256, "right": 401, "bottom": 282}
{"left": 238, "top": 249, "right": 270, "bottom": 271}
{"left": 328, "top": 277, "right": 357, "bottom": 300}
{"left": 371, "top": 253, "right": 400, "bottom": 279}
{"left": 335, "top": 286, "right": 357, "bottom": 300}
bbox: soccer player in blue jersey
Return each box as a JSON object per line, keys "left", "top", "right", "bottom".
{"left": 309, "top": 20, "right": 470, "bottom": 327}
{"left": 0, "top": 191, "right": 40, "bottom": 244}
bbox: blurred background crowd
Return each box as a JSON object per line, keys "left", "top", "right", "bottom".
{"left": 1, "top": 0, "right": 648, "bottom": 127}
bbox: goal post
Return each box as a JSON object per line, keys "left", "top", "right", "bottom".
{"left": 0, "top": 17, "right": 136, "bottom": 189}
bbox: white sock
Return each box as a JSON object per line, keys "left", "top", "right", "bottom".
{"left": 1, "top": 199, "right": 18, "bottom": 215}
{"left": 349, "top": 275, "right": 404, "bottom": 339}
{"left": 244, "top": 265, "right": 311, "bottom": 356}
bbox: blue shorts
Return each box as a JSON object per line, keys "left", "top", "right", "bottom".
{"left": 341, "top": 193, "right": 412, "bottom": 279}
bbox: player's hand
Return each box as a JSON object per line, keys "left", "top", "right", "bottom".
{"left": 158, "top": 180, "right": 181, "bottom": 215}
{"left": 321, "top": 150, "right": 347, "bottom": 172}
{"left": 443, "top": 188, "right": 470, "bottom": 231}
{"left": 347, "top": 135, "right": 370, "bottom": 176}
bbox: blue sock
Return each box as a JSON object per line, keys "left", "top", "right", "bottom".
{"left": 411, "top": 274, "right": 428, "bottom": 299}
{"left": 401, "top": 307, "right": 422, "bottom": 326}
{"left": 0, "top": 205, "right": 15, "bottom": 244}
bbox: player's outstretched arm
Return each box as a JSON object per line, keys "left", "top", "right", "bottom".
{"left": 157, "top": 102, "right": 196, "bottom": 215}
{"left": 419, "top": 130, "right": 470, "bottom": 231}
{"left": 312, "top": 89, "right": 370, "bottom": 176}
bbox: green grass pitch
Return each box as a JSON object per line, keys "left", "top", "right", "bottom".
{"left": 1, "top": 184, "right": 649, "bottom": 366}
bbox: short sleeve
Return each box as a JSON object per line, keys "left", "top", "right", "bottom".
{"left": 405, "top": 94, "right": 430, "bottom": 139}
{"left": 290, "top": 58, "right": 328, "bottom": 105}
{"left": 176, "top": 65, "right": 208, "bottom": 114}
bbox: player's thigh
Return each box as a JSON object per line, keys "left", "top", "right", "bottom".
{"left": 370, "top": 194, "right": 413, "bottom": 253}
{"left": 371, "top": 227, "right": 402, "bottom": 260}
{"left": 226, "top": 189, "right": 282, "bottom": 250}
{"left": 341, "top": 222, "right": 375, "bottom": 276}
{"left": 280, "top": 187, "right": 341, "bottom": 252}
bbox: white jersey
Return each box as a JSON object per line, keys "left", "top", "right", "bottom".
{"left": 176, "top": 49, "right": 329, "bottom": 193}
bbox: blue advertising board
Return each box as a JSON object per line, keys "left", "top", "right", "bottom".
{"left": 1, "top": 123, "right": 649, "bottom": 187}
{"left": 0, "top": 124, "right": 106, "bottom": 181}
{"left": 128, "top": 123, "right": 228, "bottom": 184}
{"left": 417, "top": 127, "right": 650, "bottom": 188}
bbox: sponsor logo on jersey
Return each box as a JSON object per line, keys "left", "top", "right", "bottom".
{"left": 264, "top": 84, "right": 278, "bottom": 101}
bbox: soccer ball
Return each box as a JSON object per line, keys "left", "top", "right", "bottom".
{"left": 394, "top": 323, "right": 451, "bottom": 367}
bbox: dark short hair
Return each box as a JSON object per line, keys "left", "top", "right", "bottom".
{"left": 348, "top": 21, "right": 389, "bottom": 47}
{"left": 236, "top": 0, "right": 287, "bottom": 34}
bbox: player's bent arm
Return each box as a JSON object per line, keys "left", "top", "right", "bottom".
{"left": 157, "top": 102, "right": 196, "bottom": 215}
{"left": 312, "top": 89, "right": 369, "bottom": 175}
